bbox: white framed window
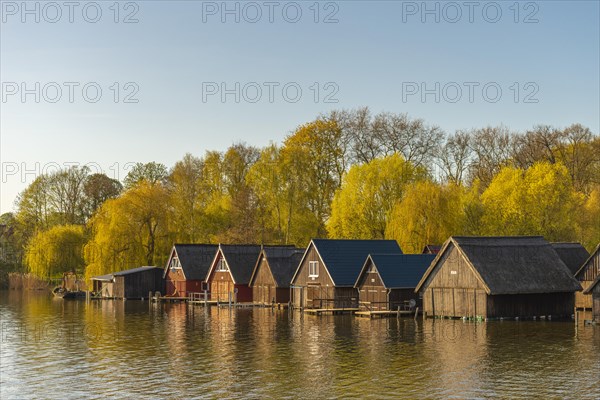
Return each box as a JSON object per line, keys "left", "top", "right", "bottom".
{"left": 308, "top": 261, "right": 319, "bottom": 278}
{"left": 216, "top": 258, "right": 228, "bottom": 272}
{"left": 170, "top": 257, "right": 181, "bottom": 270}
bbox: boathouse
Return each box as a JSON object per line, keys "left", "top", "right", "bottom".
{"left": 91, "top": 273, "right": 114, "bottom": 297}
{"left": 92, "top": 266, "right": 164, "bottom": 299}
{"left": 163, "top": 244, "right": 218, "bottom": 297}
{"left": 583, "top": 274, "right": 600, "bottom": 322}
{"left": 415, "top": 236, "right": 582, "bottom": 319}
{"left": 574, "top": 243, "right": 600, "bottom": 309}
{"left": 249, "top": 246, "right": 304, "bottom": 305}
{"left": 551, "top": 242, "right": 589, "bottom": 275}
{"left": 355, "top": 254, "right": 435, "bottom": 311}
{"left": 206, "top": 244, "right": 263, "bottom": 303}
{"left": 290, "top": 239, "right": 403, "bottom": 309}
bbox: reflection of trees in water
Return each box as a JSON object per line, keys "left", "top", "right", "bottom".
{"left": 3, "top": 294, "right": 600, "bottom": 399}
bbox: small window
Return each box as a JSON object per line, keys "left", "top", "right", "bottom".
{"left": 170, "top": 257, "right": 181, "bottom": 270}
{"left": 216, "top": 259, "right": 228, "bottom": 272}
{"left": 308, "top": 261, "right": 319, "bottom": 278}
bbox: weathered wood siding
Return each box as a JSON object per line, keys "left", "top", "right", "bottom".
{"left": 101, "top": 281, "right": 114, "bottom": 298}
{"left": 593, "top": 284, "right": 600, "bottom": 322}
{"left": 164, "top": 267, "right": 203, "bottom": 297}
{"left": 575, "top": 251, "right": 600, "bottom": 309}
{"left": 357, "top": 265, "right": 387, "bottom": 310}
{"left": 291, "top": 245, "right": 356, "bottom": 308}
{"left": 208, "top": 269, "right": 235, "bottom": 302}
{"left": 576, "top": 251, "right": 600, "bottom": 281}
{"left": 113, "top": 269, "right": 164, "bottom": 299}
{"left": 421, "top": 244, "right": 488, "bottom": 318}
{"left": 487, "top": 292, "right": 574, "bottom": 318}
{"left": 206, "top": 253, "right": 253, "bottom": 303}
{"left": 252, "top": 258, "right": 289, "bottom": 304}
{"left": 575, "top": 280, "right": 594, "bottom": 309}
{"left": 292, "top": 245, "right": 333, "bottom": 308}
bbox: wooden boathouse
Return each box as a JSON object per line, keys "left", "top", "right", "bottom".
{"left": 163, "top": 244, "right": 218, "bottom": 298}
{"left": 583, "top": 273, "right": 600, "bottom": 322}
{"left": 551, "top": 242, "right": 590, "bottom": 275}
{"left": 574, "top": 243, "right": 600, "bottom": 309}
{"left": 290, "top": 239, "right": 403, "bottom": 310}
{"left": 249, "top": 246, "right": 304, "bottom": 305}
{"left": 92, "top": 266, "right": 164, "bottom": 299}
{"left": 91, "top": 273, "right": 114, "bottom": 297}
{"left": 355, "top": 254, "right": 435, "bottom": 312}
{"left": 415, "top": 236, "right": 582, "bottom": 319}
{"left": 205, "top": 244, "right": 263, "bottom": 303}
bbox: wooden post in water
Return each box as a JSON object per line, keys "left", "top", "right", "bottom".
{"left": 204, "top": 290, "right": 208, "bottom": 306}
{"left": 397, "top": 306, "right": 400, "bottom": 319}
{"left": 414, "top": 307, "right": 419, "bottom": 320}
{"left": 228, "top": 292, "right": 232, "bottom": 308}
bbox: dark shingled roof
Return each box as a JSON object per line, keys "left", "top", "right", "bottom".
{"left": 93, "top": 266, "right": 161, "bottom": 280}
{"left": 219, "top": 245, "right": 263, "bottom": 285}
{"left": 114, "top": 266, "right": 162, "bottom": 276}
{"left": 250, "top": 247, "right": 304, "bottom": 287}
{"left": 91, "top": 274, "right": 113, "bottom": 281}
{"left": 357, "top": 254, "right": 435, "bottom": 288}
{"left": 166, "top": 244, "right": 219, "bottom": 280}
{"left": 310, "top": 239, "right": 403, "bottom": 286}
{"left": 551, "top": 242, "right": 590, "bottom": 275}
{"left": 416, "top": 236, "right": 582, "bottom": 295}
{"left": 574, "top": 243, "right": 600, "bottom": 279}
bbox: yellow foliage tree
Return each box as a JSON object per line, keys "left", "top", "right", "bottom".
{"left": 481, "top": 162, "right": 584, "bottom": 241}
{"left": 580, "top": 185, "right": 600, "bottom": 251}
{"left": 386, "top": 181, "right": 467, "bottom": 253}
{"left": 25, "top": 224, "right": 86, "bottom": 279}
{"left": 328, "top": 153, "right": 429, "bottom": 239}
{"left": 84, "top": 181, "right": 173, "bottom": 284}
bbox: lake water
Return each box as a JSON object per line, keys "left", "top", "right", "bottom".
{"left": 1, "top": 290, "right": 599, "bottom": 399}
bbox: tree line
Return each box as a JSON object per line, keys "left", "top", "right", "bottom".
{"left": 1, "top": 107, "right": 598, "bottom": 284}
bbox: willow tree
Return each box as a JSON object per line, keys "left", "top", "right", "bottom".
{"left": 84, "top": 180, "right": 173, "bottom": 282}
{"left": 328, "top": 153, "right": 429, "bottom": 240}
{"left": 327, "top": 154, "right": 427, "bottom": 239}
{"left": 386, "top": 181, "right": 467, "bottom": 253}
{"left": 480, "top": 162, "right": 584, "bottom": 241}
{"left": 25, "top": 225, "right": 86, "bottom": 278}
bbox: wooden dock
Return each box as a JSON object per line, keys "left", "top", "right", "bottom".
{"left": 303, "top": 308, "right": 359, "bottom": 315}
{"left": 188, "top": 300, "right": 220, "bottom": 306}
{"left": 355, "top": 310, "right": 417, "bottom": 318}
{"left": 152, "top": 296, "right": 188, "bottom": 303}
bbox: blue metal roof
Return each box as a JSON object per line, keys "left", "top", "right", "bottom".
{"left": 362, "top": 254, "right": 435, "bottom": 288}
{"left": 312, "top": 239, "right": 402, "bottom": 286}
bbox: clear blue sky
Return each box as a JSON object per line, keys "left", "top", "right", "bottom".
{"left": 1, "top": 0, "right": 599, "bottom": 213}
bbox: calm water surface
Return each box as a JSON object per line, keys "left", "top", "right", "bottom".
{"left": 1, "top": 291, "right": 599, "bottom": 399}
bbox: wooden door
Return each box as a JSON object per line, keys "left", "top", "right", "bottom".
{"left": 308, "top": 285, "right": 321, "bottom": 308}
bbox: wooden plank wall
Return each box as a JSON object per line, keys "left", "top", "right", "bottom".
{"left": 577, "top": 251, "right": 600, "bottom": 281}
{"left": 291, "top": 245, "right": 336, "bottom": 308}
{"left": 487, "top": 292, "right": 574, "bottom": 318}
{"left": 421, "top": 245, "right": 488, "bottom": 318}
{"left": 593, "top": 284, "right": 600, "bottom": 321}
{"left": 575, "top": 281, "right": 594, "bottom": 309}
{"left": 252, "top": 258, "right": 277, "bottom": 304}
{"left": 576, "top": 252, "right": 599, "bottom": 309}
{"left": 357, "top": 265, "right": 387, "bottom": 310}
